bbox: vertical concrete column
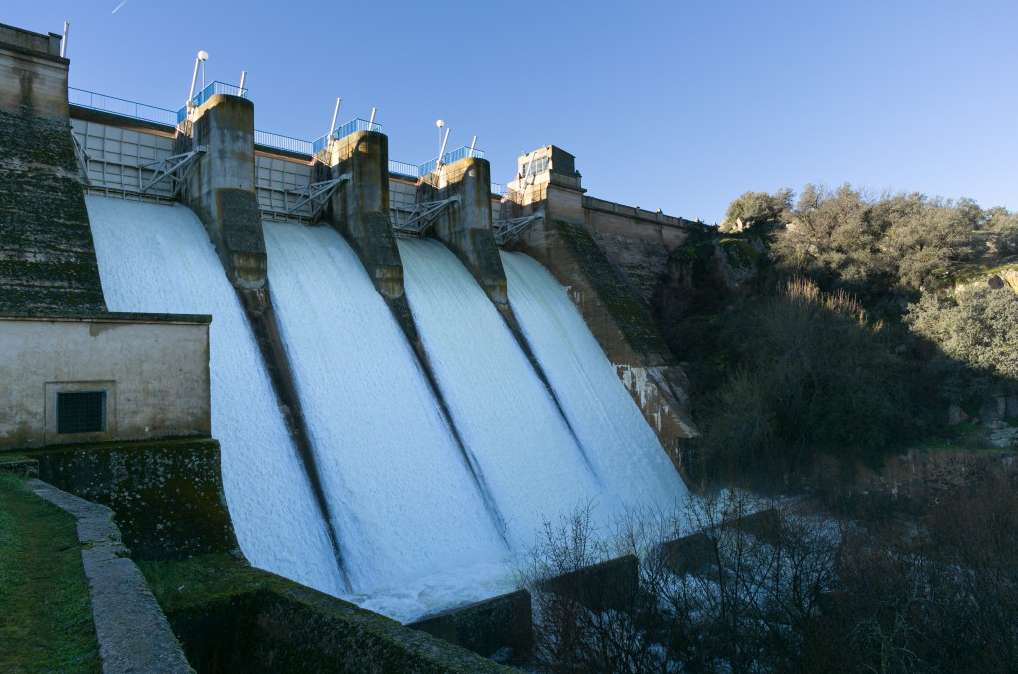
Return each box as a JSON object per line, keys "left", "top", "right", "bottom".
{"left": 176, "top": 94, "right": 266, "bottom": 289}
{"left": 423, "top": 157, "right": 507, "bottom": 304}
{"left": 319, "top": 130, "right": 404, "bottom": 299}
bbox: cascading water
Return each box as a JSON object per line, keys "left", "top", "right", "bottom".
{"left": 396, "top": 238, "right": 612, "bottom": 547}
{"left": 500, "top": 251, "right": 688, "bottom": 512}
{"left": 84, "top": 196, "right": 346, "bottom": 596}
{"left": 85, "top": 194, "right": 686, "bottom": 622}
{"left": 262, "top": 222, "right": 510, "bottom": 619}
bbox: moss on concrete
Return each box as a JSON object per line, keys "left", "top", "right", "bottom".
{"left": 25, "top": 438, "right": 237, "bottom": 561}
{"left": 553, "top": 219, "right": 676, "bottom": 364}
{"left": 140, "top": 555, "right": 519, "bottom": 673}
{"left": 0, "top": 108, "right": 106, "bottom": 314}
{"left": 0, "top": 471, "right": 101, "bottom": 674}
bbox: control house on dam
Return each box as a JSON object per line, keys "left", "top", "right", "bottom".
{"left": 0, "top": 19, "right": 706, "bottom": 672}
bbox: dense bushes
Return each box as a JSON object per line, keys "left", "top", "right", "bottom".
{"left": 518, "top": 474, "right": 1018, "bottom": 674}
{"left": 655, "top": 185, "right": 1018, "bottom": 480}
{"left": 905, "top": 285, "right": 1018, "bottom": 380}
{"left": 694, "top": 278, "right": 909, "bottom": 475}
{"left": 770, "top": 186, "right": 984, "bottom": 296}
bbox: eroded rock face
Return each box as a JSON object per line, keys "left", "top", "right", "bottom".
{"left": 947, "top": 403, "right": 969, "bottom": 426}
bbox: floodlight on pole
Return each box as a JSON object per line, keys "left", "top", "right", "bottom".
{"left": 187, "top": 50, "right": 209, "bottom": 109}
{"left": 436, "top": 119, "right": 445, "bottom": 166}
{"left": 198, "top": 50, "right": 209, "bottom": 92}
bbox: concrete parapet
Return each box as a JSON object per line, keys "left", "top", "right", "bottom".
{"left": 409, "top": 589, "right": 533, "bottom": 660}
{"left": 658, "top": 507, "right": 782, "bottom": 577}
{"left": 421, "top": 157, "right": 508, "bottom": 304}
{"left": 319, "top": 130, "right": 404, "bottom": 298}
{"left": 542, "top": 554, "right": 640, "bottom": 614}
{"left": 176, "top": 94, "right": 266, "bottom": 288}
{"left": 163, "top": 583, "right": 520, "bottom": 673}
{"left": 28, "top": 438, "right": 239, "bottom": 561}
{"left": 28, "top": 479, "right": 193, "bottom": 674}
{"left": 658, "top": 531, "right": 715, "bottom": 576}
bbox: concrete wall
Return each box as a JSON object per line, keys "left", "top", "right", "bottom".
{"left": 0, "top": 22, "right": 66, "bottom": 120}
{"left": 504, "top": 148, "right": 698, "bottom": 470}
{"left": 0, "top": 313, "right": 211, "bottom": 450}
{"left": 30, "top": 438, "right": 238, "bottom": 561}
{"left": 421, "top": 157, "right": 507, "bottom": 303}
{"left": 0, "top": 23, "right": 107, "bottom": 315}
{"left": 320, "top": 130, "right": 404, "bottom": 298}
{"left": 177, "top": 94, "right": 266, "bottom": 288}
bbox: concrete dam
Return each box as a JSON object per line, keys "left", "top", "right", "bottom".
{"left": 0, "top": 19, "right": 703, "bottom": 641}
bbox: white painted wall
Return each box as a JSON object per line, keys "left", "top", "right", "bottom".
{"left": 0, "top": 314, "right": 211, "bottom": 449}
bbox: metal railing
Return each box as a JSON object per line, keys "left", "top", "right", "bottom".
{"left": 69, "top": 87, "right": 177, "bottom": 126}
{"left": 388, "top": 159, "right": 420, "bottom": 178}
{"left": 491, "top": 182, "right": 507, "bottom": 196}
{"left": 311, "top": 118, "right": 383, "bottom": 153}
{"left": 417, "top": 146, "right": 485, "bottom": 175}
{"left": 176, "top": 81, "right": 249, "bottom": 123}
{"left": 255, "top": 130, "right": 313, "bottom": 155}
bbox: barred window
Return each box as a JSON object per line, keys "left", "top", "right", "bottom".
{"left": 56, "top": 391, "right": 107, "bottom": 434}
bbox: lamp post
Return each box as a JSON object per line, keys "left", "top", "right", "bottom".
{"left": 436, "top": 119, "right": 444, "bottom": 166}
{"left": 198, "top": 50, "right": 209, "bottom": 92}
{"left": 187, "top": 50, "right": 210, "bottom": 110}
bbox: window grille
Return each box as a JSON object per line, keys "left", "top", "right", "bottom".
{"left": 56, "top": 391, "right": 107, "bottom": 434}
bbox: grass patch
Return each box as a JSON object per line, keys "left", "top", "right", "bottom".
{"left": 0, "top": 472, "right": 100, "bottom": 674}
{"left": 139, "top": 553, "right": 277, "bottom": 614}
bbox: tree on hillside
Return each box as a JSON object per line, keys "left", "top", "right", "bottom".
{"left": 721, "top": 188, "right": 793, "bottom": 231}
{"left": 696, "top": 278, "right": 908, "bottom": 475}
{"left": 905, "top": 286, "right": 1018, "bottom": 380}
{"left": 772, "top": 187, "right": 980, "bottom": 295}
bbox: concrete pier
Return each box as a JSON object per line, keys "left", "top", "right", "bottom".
{"left": 318, "top": 130, "right": 404, "bottom": 299}
{"left": 421, "top": 157, "right": 508, "bottom": 304}
{"left": 175, "top": 94, "right": 266, "bottom": 289}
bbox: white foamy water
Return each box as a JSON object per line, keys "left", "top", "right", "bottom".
{"left": 501, "top": 251, "right": 688, "bottom": 513}
{"left": 397, "top": 238, "right": 609, "bottom": 548}
{"left": 263, "top": 222, "right": 508, "bottom": 599}
{"left": 85, "top": 196, "right": 345, "bottom": 596}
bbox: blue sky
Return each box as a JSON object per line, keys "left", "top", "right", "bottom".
{"left": 8, "top": 0, "right": 1016, "bottom": 223}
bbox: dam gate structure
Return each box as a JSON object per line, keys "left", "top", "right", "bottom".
{"left": 0, "top": 17, "right": 710, "bottom": 670}
{"left": 67, "top": 86, "right": 701, "bottom": 462}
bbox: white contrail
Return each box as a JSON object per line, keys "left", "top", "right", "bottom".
{"left": 111, "top": 0, "right": 132, "bottom": 14}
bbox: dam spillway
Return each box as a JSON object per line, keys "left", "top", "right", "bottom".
{"left": 84, "top": 196, "right": 345, "bottom": 596}
{"left": 396, "top": 238, "right": 609, "bottom": 545}
{"left": 500, "top": 251, "right": 687, "bottom": 513}
{"left": 261, "top": 221, "right": 508, "bottom": 600}
{"left": 83, "top": 195, "right": 687, "bottom": 623}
